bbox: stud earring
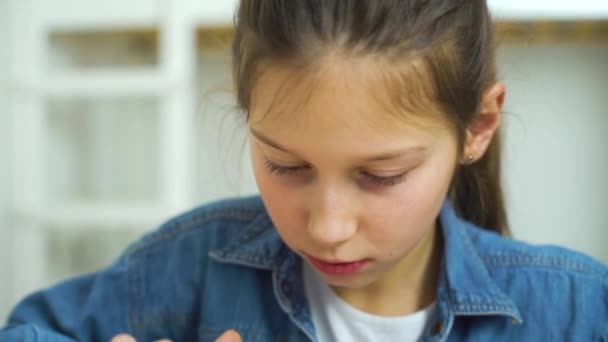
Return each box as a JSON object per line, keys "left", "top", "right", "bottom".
{"left": 462, "top": 154, "right": 475, "bottom": 164}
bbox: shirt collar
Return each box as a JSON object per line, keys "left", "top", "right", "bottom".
{"left": 209, "top": 196, "right": 521, "bottom": 322}
{"left": 209, "top": 211, "right": 285, "bottom": 270}
{"left": 437, "top": 200, "right": 522, "bottom": 323}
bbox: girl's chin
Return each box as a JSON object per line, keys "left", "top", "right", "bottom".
{"left": 315, "top": 267, "right": 380, "bottom": 289}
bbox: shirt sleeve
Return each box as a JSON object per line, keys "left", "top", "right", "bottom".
{"left": 1, "top": 256, "right": 133, "bottom": 341}
{"left": 0, "top": 324, "right": 77, "bottom": 341}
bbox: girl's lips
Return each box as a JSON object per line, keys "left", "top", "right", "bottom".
{"left": 306, "top": 255, "right": 369, "bottom": 276}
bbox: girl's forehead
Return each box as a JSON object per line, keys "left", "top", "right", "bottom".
{"left": 249, "top": 60, "right": 449, "bottom": 137}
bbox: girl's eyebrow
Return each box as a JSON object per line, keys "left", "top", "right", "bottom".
{"left": 362, "top": 146, "right": 427, "bottom": 161}
{"left": 250, "top": 128, "right": 301, "bottom": 156}
{"left": 249, "top": 128, "right": 426, "bottom": 162}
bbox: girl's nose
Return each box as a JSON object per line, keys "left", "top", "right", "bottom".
{"left": 307, "top": 187, "right": 358, "bottom": 247}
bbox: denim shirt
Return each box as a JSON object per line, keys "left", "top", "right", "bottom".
{"left": 2, "top": 196, "right": 607, "bottom": 341}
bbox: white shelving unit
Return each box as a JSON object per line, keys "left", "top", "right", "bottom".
{"left": 42, "top": 70, "right": 167, "bottom": 97}
{"left": 39, "top": 0, "right": 163, "bottom": 30}
{"left": 7, "top": 0, "right": 234, "bottom": 307}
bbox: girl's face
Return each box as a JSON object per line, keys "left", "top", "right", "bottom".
{"left": 248, "top": 61, "right": 459, "bottom": 290}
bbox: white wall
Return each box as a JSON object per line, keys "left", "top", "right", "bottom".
{"left": 499, "top": 43, "right": 608, "bottom": 262}
{"left": 195, "top": 50, "right": 258, "bottom": 203}
{"left": 0, "top": 0, "right": 15, "bottom": 322}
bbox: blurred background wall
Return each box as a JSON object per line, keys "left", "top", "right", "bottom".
{"left": 1, "top": 0, "right": 607, "bottom": 322}
{"left": 500, "top": 43, "right": 608, "bottom": 261}
{"left": 1, "top": 0, "right": 15, "bottom": 321}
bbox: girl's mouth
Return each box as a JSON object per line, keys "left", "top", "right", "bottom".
{"left": 306, "top": 255, "right": 369, "bottom": 276}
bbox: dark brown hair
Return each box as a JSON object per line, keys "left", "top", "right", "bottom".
{"left": 232, "top": 0, "right": 510, "bottom": 236}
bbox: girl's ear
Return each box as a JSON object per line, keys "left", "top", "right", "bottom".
{"left": 462, "top": 82, "right": 506, "bottom": 164}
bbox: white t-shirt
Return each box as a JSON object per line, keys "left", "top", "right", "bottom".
{"left": 303, "top": 263, "right": 435, "bottom": 342}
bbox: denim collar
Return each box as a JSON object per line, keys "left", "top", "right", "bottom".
{"left": 436, "top": 200, "right": 522, "bottom": 323}
{"left": 209, "top": 197, "right": 522, "bottom": 328}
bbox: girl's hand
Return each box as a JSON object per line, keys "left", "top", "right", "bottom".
{"left": 215, "top": 330, "right": 242, "bottom": 342}
{"left": 110, "top": 335, "right": 170, "bottom": 342}
{"left": 110, "top": 329, "right": 242, "bottom": 342}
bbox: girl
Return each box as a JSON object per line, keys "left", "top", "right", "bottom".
{"left": 3, "top": 1, "right": 607, "bottom": 341}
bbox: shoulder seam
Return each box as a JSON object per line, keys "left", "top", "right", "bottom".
{"left": 126, "top": 203, "right": 263, "bottom": 257}
{"left": 481, "top": 255, "right": 605, "bottom": 277}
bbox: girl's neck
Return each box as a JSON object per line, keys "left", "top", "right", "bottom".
{"left": 333, "top": 222, "right": 442, "bottom": 317}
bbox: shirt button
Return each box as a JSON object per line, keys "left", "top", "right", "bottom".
{"left": 431, "top": 321, "right": 443, "bottom": 335}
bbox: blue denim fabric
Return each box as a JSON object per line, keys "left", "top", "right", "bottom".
{"left": 2, "top": 196, "right": 607, "bottom": 341}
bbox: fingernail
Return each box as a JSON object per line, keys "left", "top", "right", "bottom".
{"left": 111, "top": 334, "right": 137, "bottom": 342}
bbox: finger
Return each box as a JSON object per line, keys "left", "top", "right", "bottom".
{"left": 111, "top": 334, "right": 136, "bottom": 342}
{"left": 215, "top": 329, "right": 242, "bottom": 342}
{"left": 154, "top": 339, "right": 173, "bottom": 342}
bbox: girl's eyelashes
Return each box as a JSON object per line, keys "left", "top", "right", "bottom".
{"left": 262, "top": 158, "right": 408, "bottom": 187}
{"left": 263, "top": 158, "right": 309, "bottom": 175}
{"left": 360, "top": 171, "right": 408, "bottom": 187}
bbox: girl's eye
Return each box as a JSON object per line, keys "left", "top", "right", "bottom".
{"left": 263, "top": 158, "right": 408, "bottom": 187}
{"left": 263, "top": 159, "right": 308, "bottom": 175}
{"left": 361, "top": 171, "right": 408, "bottom": 187}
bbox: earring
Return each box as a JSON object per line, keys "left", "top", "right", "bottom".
{"left": 463, "top": 154, "right": 475, "bottom": 164}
